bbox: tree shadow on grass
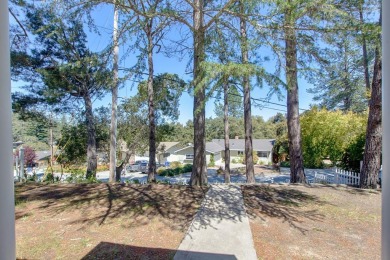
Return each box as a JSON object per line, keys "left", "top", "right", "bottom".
{"left": 186, "top": 184, "right": 251, "bottom": 234}
{"left": 300, "top": 183, "right": 381, "bottom": 196}
{"left": 242, "top": 185, "right": 328, "bottom": 234}
{"left": 80, "top": 241, "right": 237, "bottom": 260}
{"left": 15, "top": 183, "right": 208, "bottom": 232}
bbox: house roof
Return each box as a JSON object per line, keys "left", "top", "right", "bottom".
{"left": 211, "top": 139, "right": 275, "bottom": 152}
{"left": 157, "top": 142, "right": 181, "bottom": 153}
{"left": 35, "top": 150, "right": 51, "bottom": 161}
{"left": 173, "top": 142, "right": 223, "bottom": 154}
{"left": 206, "top": 142, "right": 224, "bottom": 153}
{"left": 173, "top": 139, "right": 275, "bottom": 154}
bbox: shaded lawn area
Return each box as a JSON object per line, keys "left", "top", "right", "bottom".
{"left": 242, "top": 184, "right": 381, "bottom": 260}
{"left": 15, "top": 183, "right": 207, "bottom": 260}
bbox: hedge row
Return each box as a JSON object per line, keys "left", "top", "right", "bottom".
{"left": 158, "top": 164, "right": 193, "bottom": 177}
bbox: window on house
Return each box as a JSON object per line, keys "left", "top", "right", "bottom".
{"left": 186, "top": 154, "right": 194, "bottom": 159}
{"left": 257, "top": 151, "right": 268, "bottom": 158}
{"left": 238, "top": 151, "right": 244, "bottom": 156}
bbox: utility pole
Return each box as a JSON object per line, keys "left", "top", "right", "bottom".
{"left": 0, "top": 1, "right": 16, "bottom": 259}
{"left": 109, "top": 4, "right": 119, "bottom": 182}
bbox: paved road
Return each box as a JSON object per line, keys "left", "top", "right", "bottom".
{"left": 25, "top": 167, "right": 338, "bottom": 184}
{"left": 96, "top": 167, "right": 338, "bottom": 184}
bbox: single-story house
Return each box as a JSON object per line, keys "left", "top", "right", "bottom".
{"left": 211, "top": 139, "right": 275, "bottom": 164}
{"left": 156, "top": 142, "right": 184, "bottom": 164}
{"left": 164, "top": 142, "right": 223, "bottom": 165}
{"left": 159, "top": 138, "right": 275, "bottom": 165}
{"left": 34, "top": 150, "right": 51, "bottom": 168}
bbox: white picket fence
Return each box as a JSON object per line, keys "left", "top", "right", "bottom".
{"left": 313, "top": 168, "right": 360, "bottom": 186}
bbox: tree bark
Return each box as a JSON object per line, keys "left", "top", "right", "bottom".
{"left": 240, "top": 3, "right": 255, "bottom": 183}
{"left": 359, "top": 6, "right": 371, "bottom": 92}
{"left": 146, "top": 21, "right": 156, "bottom": 183}
{"left": 284, "top": 5, "right": 305, "bottom": 183}
{"left": 343, "top": 42, "right": 352, "bottom": 111}
{"left": 84, "top": 94, "right": 97, "bottom": 179}
{"left": 190, "top": 0, "right": 207, "bottom": 186}
{"left": 109, "top": 5, "right": 119, "bottom": 183}
{"left": 116, "top": 150, "right": 132, "bottom": 182}
{"left": 223, "top": 76, "right": 230, "bottom": 183}
{"left": 360, "top": 46, "right": 382, "bottom": 189}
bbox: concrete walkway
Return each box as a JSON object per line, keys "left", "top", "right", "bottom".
{"left": 174, "top": 185, "right": 257, "bottom": 260}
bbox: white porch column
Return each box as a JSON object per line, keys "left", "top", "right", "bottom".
{"left": 0, "top": 1, "right": 16, "bottom": 259}
{"left": 383, "top": 1, "right": 389, "bottom": 259}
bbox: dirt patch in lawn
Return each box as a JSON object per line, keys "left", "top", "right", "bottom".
{"left": 15, "top": 183, "right": 207, "bottom": 259}
{"left": 242, "top": 184, "right": 381, "bottom": 260}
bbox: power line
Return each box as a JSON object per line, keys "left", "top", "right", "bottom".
{"left": 118, "top": 78, "right": 288, "bottom": 113}
{"left": 118, "top": 71, "right": 307, "bottom": 112}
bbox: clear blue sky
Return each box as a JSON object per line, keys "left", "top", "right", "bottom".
{"left": 87, "top": 4, "right": 316, "bottom": 124}
{"left": 11, "top": 3, "right": 317, "bottom": 124}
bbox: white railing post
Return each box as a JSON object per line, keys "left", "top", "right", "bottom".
{"left": 0, "top": 1, "right": 16, "bottom": 259}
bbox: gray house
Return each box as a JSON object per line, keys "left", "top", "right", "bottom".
{"left": 163, "top": 139, "right": 275, "bottom": 165}
{"left": 211, "top": 139, "right": 275, "bottom": 164}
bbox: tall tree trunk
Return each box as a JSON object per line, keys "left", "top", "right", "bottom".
{"left": 343, "top": 43, "right": 352, "bottom": 111}
{"left": 190, "top": 0, "right": 207, "bottom": 186}
{"left": 109, "top": 5, "right": 119, "bottom": 183}
{"left": 146, "top": 21, "right": 156, "bottom": 183}
{"left": 284, "top": 6, "right": 305, "bottom": 183}
{"left": 240, "top": 3, "right": 255, "bottom": 183}
{"left": 223, "top": 76, "right": 230, "bottom": 183}
{"left": 84, "top": 94, "right": 97, "bottom": 179}
{"left": 116, "top": 150, "right": 132, "bottom": 182}
{"left": 360, "top": 46, "right": 382, "bottom": 188}
{"left": 359, "top": 5, "right": 371, "bottom": 91}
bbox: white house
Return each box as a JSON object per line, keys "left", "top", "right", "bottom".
{"left": 158, "top": 139, "right": 275, "bottom": 165}
{"left": 211, "top": 139, "right": 275, "bottom": 164}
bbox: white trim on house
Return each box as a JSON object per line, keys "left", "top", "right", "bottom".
{"left": 167, "top": 139, "right": 274, "bottom": 165}
{"left": 174, "top": 145, "right": 215, "bottom": 155}
{"left": 123, "top": 139, "right": 275, "bottom": 165}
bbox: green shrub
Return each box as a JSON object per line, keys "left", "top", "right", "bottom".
{"left": 340, "top": 133, "right": 365, "bottom": 172}
{"left": 44, "top": 172, "right": 55, "bottom": 183}
{"left": 252, "top": 152, "right": 259, "bottom": 165}
{"left": 232, "top": 158, "right": 237, "bottom": 164}
{"left": 158, "top": 164, "right": 193, "bottom": 177}
{"left": 258, "top": 160, "right": 266, "bottom": 165}
{"left": 182, "top": 164, "right": 193, "bottom": 173}
{"left": 170, "top": 161, "right": 182, "bottom": 169}
{"left": 280, "top": 161, "right": 290, "bottom": 167}
{"left": 240, "top": 151, "right": 259, "bottom": 164}
{"left": 97, "top": 164, "right": 109, "bottom": 172}
{"left": 86, "top": 176, "right": 100, "bottom": 183}
{"left": 301, "top": 108, "right": 367, "bottom": 168}
{"left": 157, "top": 167, "right": 166, "bottom": 175}
{"left": 67, "top": 167, "right": 85, "bottom": 175}
{"left": 66, "top": 171, "right": 85, "bottom": 183}
{"left": 26, "top": 174, "right": 36, "bottom": 182}
{"left": 240, "top": 155, "right": 245, "bottom": 164}
{"left": 208, "top": 154, "right": 215, "bottom": 167}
